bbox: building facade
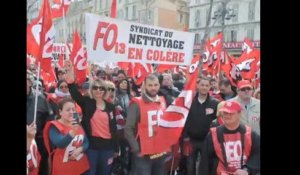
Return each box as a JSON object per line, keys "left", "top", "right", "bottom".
{"left": 189, "top": 0, "right": 260, "bottom": 56}
{"left": 53, "top": 0, "right": 189, "bottom": 44}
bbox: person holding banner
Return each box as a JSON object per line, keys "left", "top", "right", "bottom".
{"left": 125, "top": 74, "right": 169, "bottom": 175}
{"left": 65, "top": 60, "right": 119, "bottom": 175}
{"left": 198, "top": 101, "right": 260, "bottom": 175}
{"left": 27, "top": 74, "right": 53, "bottom": 175}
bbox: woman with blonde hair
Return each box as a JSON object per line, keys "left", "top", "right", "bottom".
{"left": 64, "top": 60, "right": 119, "bottom": 175}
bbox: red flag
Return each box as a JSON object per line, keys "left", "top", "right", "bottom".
{"left": 110, "top": 0, "right": 117, "bottom": 18}
{"left": 117, "top": 62, "right": 131, "bottom": 71}
{"left": 70, "top": 31, "right": 88, "bottom": 85}
{"left": 220, "top": 51, "right": 240, "bottom": 86}
{"left": 51, "top": 0, "right": 71, "bottom": 19}
{"left": 37, "top": 0, "right": 55, "bottom": 81}
{"left": 27, "top": 12, "right": 43, "bottom": 59}
{"left": 40, "top": 69, "right": 57, "bottom": 92}
{"left": 202, "top": 33, "right": 223, "bottom": 77}
{"left": 156, "top": 64, "right": 177, "bottom": 73}
{"left": 235, "top": 50, "right": 260, "bottom": 80}
{"left": 126, "top": 62, "right": 153, "bottom": 85}
{"left": 134, "top": 63, "right": 153, "bottom": 85}
{"left": 155, "top": 54, "right": 200, "bottom": 151}
{"left": 242, "top": 38, "right": 255, "bottom": 54}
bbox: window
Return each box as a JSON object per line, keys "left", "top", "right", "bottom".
{"left": 195, "top": 33, "right": 199, "bottom": 44}
{"left": 132, "top": 5, "right": 136, "bottom": 19}
{"left": 247, "top": 29, "right": 254, "bottom": 40}
{"left": 248, "top": 1, "right": 255, "bottom": 21}
{"left": 232, "top": 4, "right": 239, "bottom": 22}
{"left": 195, "top": 10, "right": 201, "bottom": 27}
{"left": 125, "top": 6, "right": 128, "bottom": 19}
{"left": 148, "top": 10, "right": 153, "bottom": 21}
{"left": 231, "top": 30, "right": 237, "bottom": 42}
{"left": 105, "top": 0, "right": 109, "bottom": 8}
{"left": 118, "top": 10, "right": 124, "bottom": 18}
{"left": 97, "top": 0, "right": 102, "bottom": 11}
{"left": 179, "top": 14, "right": 184, "bottom": 24}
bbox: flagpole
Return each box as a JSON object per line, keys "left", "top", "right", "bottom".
{"left": 169, "top": 154, "right": 175, "bottom": 175}
{"left": 33, "top": 62, "right": 41, "bottom": 124}
{"left": 62, "top": 3, "right": 69, "bottom": 60}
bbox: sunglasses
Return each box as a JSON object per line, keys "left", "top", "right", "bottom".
{"left": 108, "top": 88, "right": 115, "bottom": 92}
{"left": 240, "top": 87, "right": 252, "bottom": 91}
{"left": 92, "top": 86, "right": 106, "bottom": 91}
{"left": 59, "top": 85, "right": 68, "bottom": 89}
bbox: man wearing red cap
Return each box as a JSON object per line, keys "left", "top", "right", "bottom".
{"left": 229, "top": 80, "right": 260, "bottom": 135}
{"left": 199, "top": 101, "right": 260, "bottom": 175}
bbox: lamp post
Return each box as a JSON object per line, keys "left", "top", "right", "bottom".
{"left": 212, "top": 0, "right": 236, "bottom": 34}
{"left": 211, "top": 0, "right": 236, "bottom": 80}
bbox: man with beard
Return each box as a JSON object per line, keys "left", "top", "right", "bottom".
{"left": 125, "top": 74, "right": 168, "bottom": 175}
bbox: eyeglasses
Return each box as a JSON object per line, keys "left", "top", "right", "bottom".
{"left": 59, "top": 85, "right": 68, "bottom": 89}
{"left": 108, "top": 88, "right": 115, "bottom": 92}
{"left": 92, "top": 86, "right": 106, "bottom": 91}
{"left": 240, "top": 87, "right": 252, "bottom": 91}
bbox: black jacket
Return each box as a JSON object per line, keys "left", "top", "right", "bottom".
{"left": 198, "top": 125, "right": 260, "bottom": 175}
{"left": 68, "top": 83, "right": 119, "bottom": 152}
{"left": 182, "top": 94, "right": 219, "bottom": 141}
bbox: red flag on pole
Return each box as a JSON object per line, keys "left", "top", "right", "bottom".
{"left": 153, "top": 54, "right": 200, "bottom": 152}
{"left": 70, "top": 31, "right": 88, "bottom": 85}
{"left": 38, "top": 0, "right": 55, "bottom": 76}
{"left": 110, "top": 0, "right": 117, "bottom": 18}
{"left": 51, "top": 0, "right": 71, "bottom": 19}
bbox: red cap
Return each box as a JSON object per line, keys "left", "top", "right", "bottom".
{"left": 237, "top": 80, "right": 253, "bottom": 89}
{"left": 219, "top": 101, "right": 242, "bottom": 113}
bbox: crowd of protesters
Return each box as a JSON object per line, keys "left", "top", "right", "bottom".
{"left": 27, "top": 59, "right": 260, "bottom": 175}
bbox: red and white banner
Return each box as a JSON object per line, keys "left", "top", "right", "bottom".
{"left": 85, "top": 13, "right": 195, "bottom": 65}
{"left": 155, "top": 54, "right": 200, "bottom": 151}
{"left": 52, "top": 43, "right": 73, "bottom": 54}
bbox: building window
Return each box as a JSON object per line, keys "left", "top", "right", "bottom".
{"left": 248, "top": 1, "right": 255, "bottom": 21}
{"left": 125, "top": 6, "right": 128, "bottom": 19}
{"left": 105, "top": 0, "right": 109, "bottom": 8}
{"left": 118, "top": 10, "right": 124, "bottom": 18}
{"left": 195, "top": 33, "right": 199, "bottom": 44}
{"left": 132, "top": 5, "right": 136, "bottom": 19}
{"left": 195, "top": 10, "right": 201, "bottom": 28}
{"left": 148, "top": 10, "right": 152, "bottom": 21}
{"left": 231, "top": 30, "right": 237, "bottom": 42}
{"left": 247, "top": 29, "right": 254, "bottom": 40}
{"left": 179, "top": 14, "right": 184, "bottom": 24}
{"left": 232, "top": 4, "right": 239, "bottom": 23}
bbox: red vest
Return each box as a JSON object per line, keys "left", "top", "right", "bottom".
{"left": 27, "top": 139, "right": 41, "bottom": 175}
{"left": 132, "top": 96, "right": 170, "bottom": 155}
{"left": 44, "top": 121, "right": 89, "bottom": 175}
{"left": 211, "top": 126, "right": 252, "bottom": 174}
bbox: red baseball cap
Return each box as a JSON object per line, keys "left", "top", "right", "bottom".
{"left": 237, "top": 80, "right": 253, "bottom": 89}
{"left": 219, "top": 101, "right": 242, "bottom": 113}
